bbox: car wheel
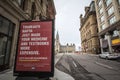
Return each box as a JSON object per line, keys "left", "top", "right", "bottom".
{"left": 99, "top": 55, "right": 101, "bottom": 58}
{"left": 106, "top": 56, "right": 108, "bottom": 60}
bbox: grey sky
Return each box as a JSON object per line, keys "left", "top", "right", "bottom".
{"left": 54, "top": 0, "right": 92, "bottom": 50}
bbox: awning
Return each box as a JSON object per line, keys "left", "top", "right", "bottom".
{"left": 102, "top": 40, "right": 108, "bottom": 48}
{"left": 112, "top": 39, "right": 120, "bottom": 46}
{"left": 112, "top": 42, "right": 120, "bottom": 46}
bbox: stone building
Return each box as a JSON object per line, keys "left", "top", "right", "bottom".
{"left": 55, "top": 32, "right": 76, "bottom": 54}
{"left": 0, "top": 0, "right": 56, "bottom": 71}
{"left": 79, "top": 1, "right": 100, "bottom": 54}
{"left": 94, "top": 0, "right": 120, "bottom": 53}
{"left": 60, "top": 44, "right": 76, "bottom": 53}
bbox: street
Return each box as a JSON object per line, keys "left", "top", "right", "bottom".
{"left": 0, "top": 53, "right": 120, "bottom": 80}
{"left": 55, "top": 53, "right": 120, "bottom": 80}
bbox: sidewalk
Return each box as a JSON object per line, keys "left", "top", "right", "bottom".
{"left": 0, "top": 53, "right": 74, "bottom": 80}
{"left": 0, "top": 69, "right": 16, "bottom": 80}
{"left": 53, "top": 53, "right": 74, "bottom": 80}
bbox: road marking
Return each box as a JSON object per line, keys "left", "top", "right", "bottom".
{"left": 73, "top": 61, "right": 77, "bottom": 67}
{"left": 95, "top": 62, "right": 113, "bottom": 69}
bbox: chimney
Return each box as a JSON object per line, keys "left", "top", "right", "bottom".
{"left": 85, "top": 7, "right": 90, "bottom": 14}
{"left": 80, "top": 14, "right": 83, "bottom": 24}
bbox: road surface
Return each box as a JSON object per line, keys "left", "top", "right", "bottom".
{"left": 55, "top": 53, "right": 120, "bottom": 80}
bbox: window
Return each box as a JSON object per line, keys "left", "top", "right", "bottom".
{"left": 109, "top": 16, "right": 116, "bottom": 25}
{"left": 39, "top": 0, "right": 41, "bottom": 2}
{"left": 113, "top": 30, "right": 119, "bottom": 37}
{"left": 101, "top": 24, "right": 106, "bottom": 30}
{"left": 98, "top": 0, "right": 102, "bottom": 7}
{"left": 106, "top": 0, "right": 112, "bottom": 6}
{"left": 0, "top": 17, "right": 9, "bottom": 35}
{"left": 118, "top": 0, "right": 120, "bottom": 5}
{"left": 0, "top": 16, "right": 14, "bottom": 67}
{"left": 99, "top": 8, "right": 103, "bottom": 14}
{"left": 17, "top": 0, "right": 25, "bottom": 10}
{"left": 41, "top": 0, "right": 43, "bottom": 5}
{"left": 0, "top": 36, "right": 7, "bottom": 65}
{"left": 18, "top": 0, "right": 22, "bottom": 5}
{"left": 107, "top": 6, "right": 114, "bottom": 16}
{"left": 100, "top": 15, "right": 104, "bottom": 22}
{"left": 90, "top": 2, "right": 95, "bottom": 11}
{"left": 31, "top": 2, "right": 35, "bottom": 20}
{"left": 104, "top": 35, "right": 107, "bottom": 40}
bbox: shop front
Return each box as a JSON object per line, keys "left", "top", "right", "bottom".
{"left": 102, "top": 39, "right": 109, "bottom": 52}
{"left": 112, "top": 38, "right": 120, "bottom": 53}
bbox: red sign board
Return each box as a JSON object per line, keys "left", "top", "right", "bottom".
{"left": 14, "top": 20, "right": 54, "bottom": 77}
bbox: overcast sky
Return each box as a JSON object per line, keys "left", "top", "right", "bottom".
{"left": 54, "top": 0, "right": 92, "bottom": 50}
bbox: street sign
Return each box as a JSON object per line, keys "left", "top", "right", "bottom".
{"left": 14, "top": 20, "right": 54, "bottom": 78}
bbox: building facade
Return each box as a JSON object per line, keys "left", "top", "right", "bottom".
{"left": 94, "top": 0, "right": 120, "bottom": 53}
{"left": 60, "top": 44, "right": 76, "bottom": 53}
{"left": 0, "top": 0, "right": 56, "bottom": 71}
{"left": 55, "top": 32, "right": 76, "bottom": 54}
{"left": 80, "top": 1, "right": 100, "bottom": 54}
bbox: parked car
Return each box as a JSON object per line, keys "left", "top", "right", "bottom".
{"left": 99, "top": 52, "right": 119, "bottom": 60}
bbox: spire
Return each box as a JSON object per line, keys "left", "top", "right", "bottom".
{"left": 56, "top": 31, "right": 59, "bottom": 40}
